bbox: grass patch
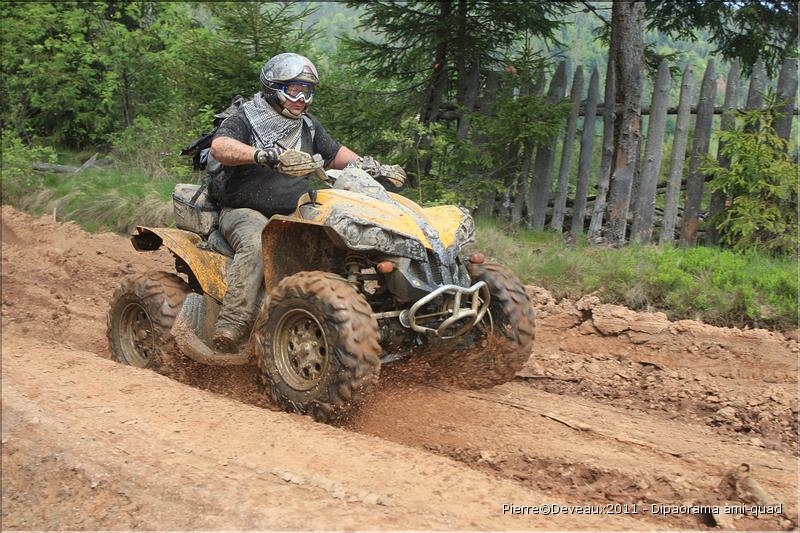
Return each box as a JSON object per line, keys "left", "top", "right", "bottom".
{"left": 4, "top": 165, "right": 179, "bottom": 234}
{"left": 42, "top": 167, "right": 176, "bottom": 233}
{"left": 475, "top": 217, "right": 798, "bottom": 331}
{"left": 2, "top": 127, "right": 187, "bottom": 233}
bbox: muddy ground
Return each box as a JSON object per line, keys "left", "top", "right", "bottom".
{"left": 1, "top": 205, "right": 797, "bottom": 530}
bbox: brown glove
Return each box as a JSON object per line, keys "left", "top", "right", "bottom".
{"left": 378, "top": 164, "right": 406, "bottom": 188}
{"left": 353, "top": 156, "right": 406, "bottom": 188}
{"left": 275, "top": 149, "right": 323, "bottom": 177}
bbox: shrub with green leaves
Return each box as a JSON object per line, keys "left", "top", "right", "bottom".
{"left": 1, "top": 128, "right": 185, "bottom": 233}
{"left": 0, "top": 129, "right": 57, "bottom": 204}
{"left": 703, "top": 97, "right": 799, "bottom": 256}
{"left": 108, "top": 110, "right": 207, "bottom": 180}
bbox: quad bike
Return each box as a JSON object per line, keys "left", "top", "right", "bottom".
{"left": 107, "top": 163, "right": 535, "bottom": 422}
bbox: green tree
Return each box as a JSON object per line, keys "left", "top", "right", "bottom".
{"left": 311, "top": 43, "right": 410, "bottom": 159}
{"left": 0, "top": 2, "right": 174, "bottom": 146}
{"left": 0, "top": 2, "right": 319, "bottom": 148}
{"left": 703, "top": 97, "right": 799, "bottom": 255}
{"left": 157, "top": 2, "right": 319, "bottom": 115}
{"left": 644, "top": 0, "right": 798, "bottom": 75}
{"left": 340, "top": 0, "right": 574, "bottom": 193}
{"left": 344, "top": 1, "right": 571, "bottom": 123}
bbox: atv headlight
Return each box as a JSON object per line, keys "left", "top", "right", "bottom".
{"left": 328, "top": 213, "right": 426, "bottom": 261}
{"left": 454, "top": 210, "right": 476, "bottom": 248}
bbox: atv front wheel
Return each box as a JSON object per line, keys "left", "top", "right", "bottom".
{"left": 107, "top": 271, "right": 189, "bottom": 369}
{"left": 427, "top": 262, "right": 535, "bottom": 388}
{"left": 256, "top": 271, "right": 381, "bottom": 423}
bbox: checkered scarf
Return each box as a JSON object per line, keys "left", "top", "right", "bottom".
{"left": 241, "top": 93, "right": 302, "bottom": 150}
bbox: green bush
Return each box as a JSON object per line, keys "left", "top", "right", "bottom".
{"left": 108, "top": 109, "right": 209, "bottom": 180}
{"left": 27, "top": 167, "right": 177, "bottom": 233}
{"left": 0, "top": 129, "right": 57, "bottom": 203}
{"left": 1, "top": 128, "right": 190, "bottom": 233}
{"left": 703, "top": 97, "right": 799, "bottom": 256}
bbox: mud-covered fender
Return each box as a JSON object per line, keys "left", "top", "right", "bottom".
{"left": 131, "top": 226, "right": 229, "bottom": 302}
{"left": 260, "top": 216, "right": 345, "bottom": 293}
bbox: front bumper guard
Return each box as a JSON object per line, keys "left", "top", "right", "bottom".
{"left": 401, "top": 281, "right": 491, "bottom": 339}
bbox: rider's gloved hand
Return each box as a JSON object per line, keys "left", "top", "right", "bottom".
{"left": 275, "top": 149, "right": 324, "bottom": 177}
{"left": 355, "top": 155, "right": 381, "bottom": 177}
{"left": 254, "top": 146, "right": 283, "bottom": 168}
{"left": 352, "top": 156, "right": 407, "bottom": 188}
{"left": 378, "top": 164, "right": 406, "bottom": 188}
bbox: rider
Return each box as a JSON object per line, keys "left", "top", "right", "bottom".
{"left": 209, "top": 52, "right": 405, "bottom": 353}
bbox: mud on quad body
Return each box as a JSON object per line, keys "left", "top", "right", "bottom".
{"left": 107, "top": 165, "right": 535, "bottom": 422}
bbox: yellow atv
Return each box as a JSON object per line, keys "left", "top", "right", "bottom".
{"left": 107, "top": 165, "right": 534, "bottom": 422}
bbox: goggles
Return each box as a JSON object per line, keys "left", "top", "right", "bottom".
{"left": 279, "top": 81, "right": 315, "bottom": 104}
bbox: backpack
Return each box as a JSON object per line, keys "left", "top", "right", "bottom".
{"left": 180, "top": 95, "right": 246, "bottom": 205}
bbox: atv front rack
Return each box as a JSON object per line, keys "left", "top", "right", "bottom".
{"left": 398, "top": 281, "right": 491, "bottom": 339}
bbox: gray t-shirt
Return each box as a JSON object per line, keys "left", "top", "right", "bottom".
{"left": 212, "top": 110, "right": 341, "bottom": 216}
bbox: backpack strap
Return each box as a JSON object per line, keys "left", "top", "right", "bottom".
{"left": 189, "top": 181, "right": 208, "bottom": 206}
{"left": 213, "top": 94, "right": 245, "bottom": 127}
{"left": 302, "top": 114, "right": 316, "bottom": 145}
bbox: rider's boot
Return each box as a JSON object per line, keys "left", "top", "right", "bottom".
{"left": 212, "top": 327, "right": 242, "bottom": 353}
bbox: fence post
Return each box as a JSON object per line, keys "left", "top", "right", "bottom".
{"left": 512, "top": 143, "right": 534, "bottom": 225}
{"left": 774, "top": 57, "right": 798, "bottom": 143}
{"left": 588, "top": 56, "right": 615, "bottom": 242}
{"left": 680, "top": 58, "right": 717, "bottom": 246}
{"left": 631, "top": 59, "right": 671, "bottom": 244}
{"left": 746, "top": 59, "right": 767, "bottom": 112}
{"left": 510, "top": 76, "right": 535, "bottom": 224}
{"left": 570, "top": 67, "right": 600, "bottom": 236}
{"left": 551, "top": 66, "right": 584, "bottom": 231}
{"left": 706, "top": 59, "right": 741, "bottom": 245}
{"left": 457, "top": 60, "right": 481, "bottom": 141}
{"left": 528, "top": 61, "right": 567, "bottom": 230}
{"left": 475, "top": 70, "right": 500, "bottom": 217}
{"left": 504, "top": 68, "right": 544, "bottom": 221}
{"left": 659, "top": 64, "right": 694, "bottom": 245}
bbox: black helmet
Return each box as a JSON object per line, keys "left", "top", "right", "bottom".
{"left": 260, "top": 53, "right": 319, "bottom": 118}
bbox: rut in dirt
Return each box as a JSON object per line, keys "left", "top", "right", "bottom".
{"left": 147, "top": 351, "right": 788, "bottom": 531}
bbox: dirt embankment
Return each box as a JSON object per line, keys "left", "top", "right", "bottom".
{"left": 2, "top": 205, "right": 797, "bottom": 530}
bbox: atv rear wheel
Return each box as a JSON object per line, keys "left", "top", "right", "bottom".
{"left": 427, "top": 262, "right": 535, "bottom": 388}
{"left": 255, "top": 271, "right": 381, "bottom": 423}
{"left": 107, "top": 271, "right": 189, "bottom": 369}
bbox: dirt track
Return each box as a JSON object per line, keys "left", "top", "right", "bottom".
{"left": 1, "top": 205, "right": 798, "bottom": 530}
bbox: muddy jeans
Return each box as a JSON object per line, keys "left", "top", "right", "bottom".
{"left": 215, "top": 207, "right": 268, "bottom": 337}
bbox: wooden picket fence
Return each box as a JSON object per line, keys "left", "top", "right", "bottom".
{"left": 493, "top": 55, "right": 798, "bottom": 246}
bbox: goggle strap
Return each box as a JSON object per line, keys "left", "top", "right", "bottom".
{"left": 279, "top": 82, "right": 315, "bottom": 95}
